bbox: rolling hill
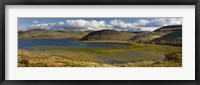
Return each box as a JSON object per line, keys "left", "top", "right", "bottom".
{"left": 18, "top": 29, "right": 91, "bottom": 39}
{"left": 80, "top": 29, "right": 135, "bottom": 41}
{"left": 154, "top": 25, "right": 182, "bottom": 32}
{"left": 18, "top": 25, "right": 182, "bottom": 46}
{"left": 151, "top": 25, "right": 182, "bottom": 46}
{"left": 130, "top": 25, "right": 182, "bottom": 43}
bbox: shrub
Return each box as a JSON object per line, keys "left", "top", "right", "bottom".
{"left": 157, "top": 40, "right": 182, "bottom": 47}
{"left": 165, "top": 52, "right": 182, "bottom": 62}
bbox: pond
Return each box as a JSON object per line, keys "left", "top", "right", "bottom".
{"left": 18, "top": 38, "right": 127, "bottom": 49}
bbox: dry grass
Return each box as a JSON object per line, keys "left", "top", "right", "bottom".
{"left": 165, "top": 51, "right": 182, "bottom": 62}
{"left": 18, "top": 49, "right": 182, "bottom": 67}
{"left": 156, "top": 40, "right": 182, "bottom": 47}
{"left": 18, "top": 50, "right": 112, "bottom": 67}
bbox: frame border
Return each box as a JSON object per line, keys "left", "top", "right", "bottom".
{"left": 0, "top": 0, "right": 199, "bottom": 85}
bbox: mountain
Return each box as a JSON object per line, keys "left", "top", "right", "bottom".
{"left": 18, "top": 29, "right": 90, "bottom": 39}
{"left": 153, "top": 30, "right": 182, "bottom": 41}
{"left": 130, "top": 32, "right": 166, "bottom": 43}
{"left": 80, "top": 29, "right": 135, "bottom": 41}
{"left": 152, "top": 25, "right": 182, "bottom": 46}
{"left": 130, "top": 25, "right": 182, "bottom": 45}
{"left": 154, "top": 25, "right": 182, "bottom": 32}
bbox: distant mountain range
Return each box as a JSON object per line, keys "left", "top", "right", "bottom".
{"left": 18, "top": 29, "right": 90, "bottom": 39}
{"left": 152, "top": 25, "right": 182, "bottom": 46}
{"left": 18, "top": 25, "right": 182, "bottom": 46}
{"left": 154, "top": 25, "right": 182, "bottom": 32}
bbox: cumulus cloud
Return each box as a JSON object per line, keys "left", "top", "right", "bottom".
{"left": 65, "top": 20, "right": 112, "bottom": 31}
{"left": 20, "top": 18, "right": 182, "bottom": 31}
{"left": 32, "top": 20, "right": 39, "bottom": 24}
{"left": 110, "top": 19, "right": 136, "bottom": 29}
{"left": 18, "top": 26, "right": 26, "bottom": 31}
{"left": 133, "top": 20, "right": 150, "bottom": 27}
{"left": 146, "top": 18, "right": 182, "bottom": 27}
{"left": 26, "top": 19, "right": 113, "bottom": 31}
{"left": 132, "top": 18, "right": 183, "bottom": 31}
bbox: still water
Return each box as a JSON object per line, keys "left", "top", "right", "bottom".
{"left": 18, "top": 38, "right": 127, "bottom": 49}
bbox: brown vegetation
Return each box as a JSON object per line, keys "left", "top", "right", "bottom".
{"left": 156, "top": 40, "right": 182, "bottom": 47}
{"left": 165, "top": 52, "right": 182, "bottom": 62}
{"left": 18, "top": 49, "right": 182, "bottom": 67}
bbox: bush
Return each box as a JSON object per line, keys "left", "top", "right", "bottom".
{"left": 165, "top": 52, "right": 182, "bottom": 62}
{"left": 157, "top": 40, "right": 182, "bottom": 47}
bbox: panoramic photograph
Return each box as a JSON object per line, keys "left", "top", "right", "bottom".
{"left": 18, "top": 17, "right": 182, "bottom": 67}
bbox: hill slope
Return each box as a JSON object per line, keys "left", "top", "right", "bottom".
{"left": 80, "top": 30, "right": 135, "bottom": 41}
{"left": 152, "top": 25, "right": 182, "bottom": 46}
{"left": 130, "top": 32, "right": 166, "bottom": 43}
{"left": 130, "top": 25, "right": 182, "bottom": 45}
{"left": 153, "top": 30, "right": 182, "bottom": 41}
{"left": 18, "top": 29, "right": 90, "bottom": 39}
{"left": 154, "top": 25, "right": 182, "bottom": 32}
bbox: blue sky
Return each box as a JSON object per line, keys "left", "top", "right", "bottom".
{"left": 18, "top": 17, "right": 182, "bottom": 31}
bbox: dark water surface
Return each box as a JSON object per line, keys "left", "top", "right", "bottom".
{"left": 18, "top": 38, "right": 127, "bottom": 49}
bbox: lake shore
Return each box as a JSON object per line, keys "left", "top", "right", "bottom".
{"left": 18, "top": 41, "right": 182, "bottom": 67}
{"left": 75, "top": 40, "right": 134, "bottom": 45}
{"left": 18, "top": 49, "right": 181, "bottom": 67}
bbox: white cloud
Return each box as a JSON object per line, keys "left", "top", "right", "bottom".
{"left": 29, "top": 24, "right": 48, "bottom": 29}
{"left": 137, "top": 27, "right": 158, "bottom": 31}
{"left": 18, "top": 26, "right": 26, "bottom": 31}
{"left": 27, "top": 19, "right": 113, "bottom": 31}
{"left": 110, "top": 19, "right": 136, "bottom": 29}
{"left": 32, "top": 20, "right": 39, "bottom": 24}
{"left": 133, "top": 19, "right": 150, "bottom": 27}
{"left": 20, "top": 18, "right": 182, "bottom": 31}
{"left": 146, "top": 18, "right": 183, "bottom": 27}
{"left": 65, "top": 19, "right": 113, "bottom": 31}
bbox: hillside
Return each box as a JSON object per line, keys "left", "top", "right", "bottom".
{"left": 130, "top": 25, "right": 182, "bottom": 46}
{"left": 154, "top": 25, "right": 182, "bottom": 32}
{"left": 152, "top": 30, "right": 182, "bottom": 46}
{"left": 130, "top": 32, "right": 167, "bottom": 43}
{"left": 153, "top": 30, "right": 182, "bottom": 41}
{"left": 18, "top": 29, "right": 90, "bottom": 39}
{"left": 80, "top": 29, "right": 135, "bottom": 41}
{"left": 151, "top": 25, "right": 182, "bottom": 46}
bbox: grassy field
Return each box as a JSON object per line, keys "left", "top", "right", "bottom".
{"left": 18, "top": 29, "right": 90, "bottom": 39}
{"left": 18, "top": 41, "right": 182, "bottom": 67}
